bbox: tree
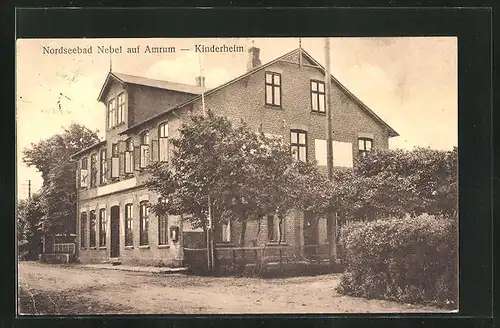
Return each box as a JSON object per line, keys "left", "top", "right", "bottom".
{"left": 330, "top": 147, "right": 458, "bottom": 222}
{"left": 17, "top": 193, "right": 45, "bottom": 260}
{"left": 145, "top": 112, "right": 330, "bottom": 251}
{"left": 22, "top": 123, "right": 100, "bottom": 235}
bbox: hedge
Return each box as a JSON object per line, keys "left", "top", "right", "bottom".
{"left": 336, "top": 214, "right": 458, "bottom": 309}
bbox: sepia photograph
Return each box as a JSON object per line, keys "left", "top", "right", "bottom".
{"left": 16, "top": 36, "right": 458, "bottom": 315}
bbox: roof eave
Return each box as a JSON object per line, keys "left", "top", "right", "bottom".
{"left": 97, "top": 72, "right": 124, "bottom": 103}
{"left": 69, "top": 140, "right": 106, "bottom": 160}
{"left": 300, "top": 49, "right": 399, "bottom": 138}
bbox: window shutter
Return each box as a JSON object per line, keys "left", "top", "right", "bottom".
{"left": 76, "top": 168, "right": 80, "bottom": 188}
{"left": 119, "top": 153, "right": 125, "bottom": 176}
{"left": 106, "top": 158, "right": 112, "bottom": 180}
{"left": 124, "top": 152, "right": 132, "bottom": 174}
{"left": 134, "top": 146, "right": 141, "bottom": 170}
{"left": 151, "top": 139, "right": 159, "bottom": 162}
{"left": 111, "top": 157, "right": 119, "bottom": 178}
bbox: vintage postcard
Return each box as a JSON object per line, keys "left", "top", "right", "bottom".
{"left": 16, "top": 37, "right": 458, "bottom": 315}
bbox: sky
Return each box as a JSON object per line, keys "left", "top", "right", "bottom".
{"left": 16, "top": 37, "right": 457, "bottom": 199}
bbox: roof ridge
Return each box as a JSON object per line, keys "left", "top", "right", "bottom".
{"left": 112, "top": 71, "right": 199, "bottom": 87}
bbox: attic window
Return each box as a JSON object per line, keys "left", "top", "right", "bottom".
{"left": 265, "top": 72, "right": 281, "bottom": 107}
{"left": 117, "top": 93, "right": 126, "bottom": 125}
{"left": 107, "top": 98, "right": 116, "bottom": 129}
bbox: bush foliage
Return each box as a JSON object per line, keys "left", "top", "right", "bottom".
{"left": 336, "top": 214, "right": 458, "bottom": 308}
{"left": 330, "top": 147, "right": 458, "bottom": 222}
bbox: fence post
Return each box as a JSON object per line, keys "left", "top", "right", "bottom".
{"left": 279, "top": 248, "right": 283, "bottom": 273}
{"left": 232, "top": 249, "right": 235, "bottom": 267}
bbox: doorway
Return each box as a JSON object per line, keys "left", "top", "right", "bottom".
{"left": 303, "top": 211, "right": 319, "bottom": 259}
{"left": 110, "top": 205, "right": 120, "bottom": 258}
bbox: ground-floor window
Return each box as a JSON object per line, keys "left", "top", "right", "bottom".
{"left": 158, "top": 216, "right": 168, "bottom": 246}
{"left": 267, "top": 214, "right": 285, "bottom": 243}
{"left": 80, "top": 212, "right": 87, "bottom": 247}
{"left": 214, "top": 221, "right": 231, "bottom": 243}
{"left": 89, "top": 210, "right": 96, "bottom": 247}
{"left": 125, "top": 203, "right": 133, "bottom": 246}
{"left": 139, "top": 201, "right": 149, "bottom": 245}
{"left": 99, "top": 208, "right": 107, "bottom": 247}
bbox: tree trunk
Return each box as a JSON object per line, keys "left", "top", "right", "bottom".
{"left": 239, "top": 219, "right": 247, "bottom": 247}
{"left": 278, "top": 215, "right": 283, "bottom": 244}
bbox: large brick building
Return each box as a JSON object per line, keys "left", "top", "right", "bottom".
{"left": 71, "top": 46, "right": 398, "bottom": 266}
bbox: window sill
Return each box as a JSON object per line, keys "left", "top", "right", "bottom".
{"left": 157, "top": 244, "right": 170, "bottom": 249}
{"left": 139, "top": 245, "right": 150, "bottom": 249}
{"left": 310, "top": 110, "right": 326, "bottom": 115}
{"left": 89, "top": 247, "right": 97, "bottom": 250}
{"left": 98, "top": 246, "right": 107, "bottom": 250}
{"left": 266, "top": 242, "right": 289, "bottom": 246}
{"left": 124, "top": 246, "right": 134, "bottom": 250}
{"left": 80, "top": 247, "right": 87, "bottom": 250}
{"left": 265, "top": 104, "right": 283, "bottom": 110}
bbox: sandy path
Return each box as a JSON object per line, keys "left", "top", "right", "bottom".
{"left": 18, "top": 261, "right": 448, "bottom": 314}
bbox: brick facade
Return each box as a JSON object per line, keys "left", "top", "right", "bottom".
{"left": 73, "top": 47, "right": 397, "bottom": 266}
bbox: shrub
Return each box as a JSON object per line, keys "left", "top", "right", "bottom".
{"left": 336, "top": 214, "right": 458, "bottom": 309}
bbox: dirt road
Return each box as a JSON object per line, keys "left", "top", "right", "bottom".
{"left": 18, "top": 261, "right": 447, "bottom": 315}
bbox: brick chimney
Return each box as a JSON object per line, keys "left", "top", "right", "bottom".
{"left": 195, "top": 76, "right": 205, "bottom": 88}
{"left": 247, "top": 46, "right": 262, "bottom": 71}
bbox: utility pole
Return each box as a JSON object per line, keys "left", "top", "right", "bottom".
{"left": 199, "top": 52, "right": 214, "bottom": 273}
{"left": 28, "top": 180, "right": 31, "bottom": 199}
{"left": 324, "top": 38, "right": 337, "bottom": 263}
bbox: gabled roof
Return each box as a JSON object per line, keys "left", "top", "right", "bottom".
{"left": 120, "top": 47, "right": 399, "bottom": 137}
{"left": 97, "top": 72, "right": 202, "bottom": 102}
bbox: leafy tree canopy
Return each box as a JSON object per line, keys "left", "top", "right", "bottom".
{"left": 22, "top": 123, "right": 100, "bottom": 235}
{"left": 330, "top": 147, "right": 458, "bottom": 221}
{"left": 146, "top": 111, "right": 330, "bottom": 245}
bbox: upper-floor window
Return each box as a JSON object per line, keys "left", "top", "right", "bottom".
{"left": 139, "top": 201, "right": 150, "bottom": 246}
{"left": 99, "top": 208, "right": 107, "bottom": 247}
{"left": 100, "top": 148, "right": 108, "bottom": 185}
{"left": 158, "top": 122, "right": 169, "bottom": 162}
{"left": 265, "top": 72, "right": 281, "bottom": 107}
{"left": 107, "top": 98, "right": 117, "bottom": 129}
{"left": 311, "top": 80, "right": 326, "bottom": 113}
{"left": 290, "top": 130, "right": 307, "bottom": 162}
{"left": 111, "top": 143, "right": 119, "bottom": 178}
{"left": 140, "top": 131, "right": 150, "bottom": 168}
{"left": 124, "top": 138, "right": 134, "bottom": 174}
{"left": 80, "top": 157, "right": 89, "bottom": 188}
{"left": 117, "top": 93, "right": 126, "bottom": 125}
{"left": 358, "top": 138, "right": 373, "bottom": 157}
{"left": 90, "top": 153, "right": 98, "bottom": 188}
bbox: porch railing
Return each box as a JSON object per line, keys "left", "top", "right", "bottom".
{"left": 53, "top": 243, "right": 76, "bottom": 255}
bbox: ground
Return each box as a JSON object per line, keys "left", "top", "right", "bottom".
{"left": 18, "top": 261, "right": 448, "bottom": 315}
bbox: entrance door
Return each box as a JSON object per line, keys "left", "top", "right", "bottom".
{"left": 110, "top": 206, "right": 120, "bottom": 258}
{"left": 303, "top": 211, "right": 319, "bottom": 259}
